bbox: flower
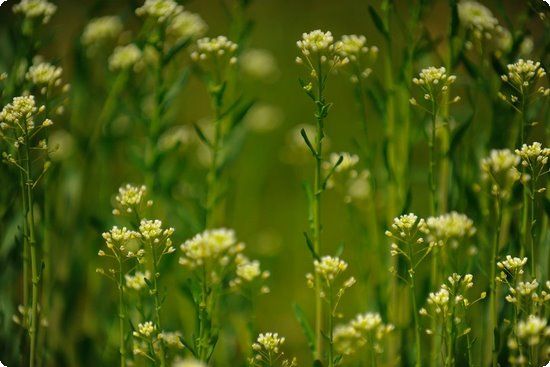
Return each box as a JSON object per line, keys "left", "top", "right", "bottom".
{"left": 480, "top": 149, "right": 520, "bottom": 197}
{"left": 13, "top": 0, "right": 57, "bottom": 24}
{"left": 0, "top": 95, "right": 38, "bottom": 129}
{"left": 250, "top": 333, "right": 297, "bottom": 367}
{"left": 314, "top": 256, "right": 348, "bottom": 281}
{"left": 426, "top": 211, "right": 476, "bottom": 247}
{"left": 497, "top": 255, "right": 528, "bottom": 273}
{"left": 114, "top": 184, "right": 149, "bottom": 214}
{"left": 334, "top": 312, "right": 393, "bottom": 356}
{"left": 297, "top": 30, "right": 335, "bottom": 54}
{"left": 243, "top": 103, "right": 283, "bottom": 133}
{"left": 134, "top": 321, "right": 155, "bottom": 337}
{"left": 190, "top": 36, "right": 238, "bottom": 81}
{"left": 458, "top": 1, "right": 498, "bottom": 34}
{"left": 385, "top": 213, "right": 428, "bottom": 254}
{"left": 158, "top": 331, "right": 184, "bottom": 349}
{"left": 499, "top": 59, "right": 548, "bottom": 105}
{"left": 125, "top": 271, "right": 150, "bottom": 290}
{"left": 240, "top": 49, "right": 279, "bottom": 81}
{"left": 172, "top": 358, "right": 207, "bottom": 367}
{"left": 167, "top": 11, "right": 207, "bottom": 41}
{"left": 102, "top": 226, "right": 141, "bottom": 247}
{"left": 324, "top": 152, "right": 359, "bottom": 173}
{"left": 179, "top": 228, "right": 242, "bottom": 268}
{"left": 25, "top": 62, "right": 63, "bottom": 89}
{"left": 515, "top": 142, "right": 550, "bottom": 186}
{"left": 411, "top": 66, "right": 458, "bottom": 109}
{"left": 517, "top": 315, "right": 548, "bottom": 346}
{"left": 336, "top": 35, "right": 378, "bottom": 82}
{"left": 135, "top": 0, "right": 183, "bottom": 23}
{"left": 82, "top": 16, "right": 123, "bottom": 46}
{"left": 109, "top": 44, "right": 142, "bottom": 71}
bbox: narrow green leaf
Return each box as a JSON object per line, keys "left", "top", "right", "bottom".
{"left": 293, "top": 303, "right": 316, "bottom": 354}
{"left": 368, "top": 6, "right": 389, "bottom": 40}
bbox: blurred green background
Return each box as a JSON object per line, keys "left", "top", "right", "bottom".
{"left": 0, "top": 0, "right": 548, "bottom": 366}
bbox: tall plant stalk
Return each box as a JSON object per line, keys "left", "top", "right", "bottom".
{"left": 117, "top": 258, "right": 127, "bottom": 367}
{"left": 489, "top": 196, "right": 502, "bottom": 367}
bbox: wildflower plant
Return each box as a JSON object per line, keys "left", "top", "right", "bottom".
{"left": 410, "top": 66, "right": 459, "bottom": 215}
{"left": 385, "top": 213, "right": 430, "bottom": 366}
{"left": 98, "top": 184, "right": 176, "bottom": 367}
{"left": 0, "top": 94, "right": 54, "bottom": 366}
{"left": 295, "top": 29, "right": 349, "bottom": 363}
{"left": 419, "top": 274, "right": 486, "bottom": 366}
{"left": 179, "top": 228, "right": 269, "bottom": 362}
{"left": 333, "top": 312, "right": 393, "bottom": 366}
{"left": 249, "top": 332, "right": 297, "bottom": 367}
{"left": 305, "top": 256, "right": 356, "bottom": 367}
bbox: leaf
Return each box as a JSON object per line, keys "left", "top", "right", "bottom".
{"left": 449, "top": 0, "right": 459, "bottom": 38}
{"left": 162, "top": 67, "right": 190, "bottom": 110}
{"left": 193, "top": 123, "right": 212, "bottom": 148}
{"left": 368, "top": 6, "right": 389, "bottom": 40}
{"left": 300, "top": 128, "right": 318, "bottom": 158}
{"left": 303, "top": 232, "right": 320, "bottom": 260}
{"left": 293, "top": 303, "right": 316, "bottom": 354}
{"left": 335, "top": 242, "right": 345, "bottom": 257}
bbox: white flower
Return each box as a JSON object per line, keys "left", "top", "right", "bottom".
{"left": 115, "top": 184, "right": 147, "bottom": 208}
{"left": 135, "top": 0, "right": 183, "bottom": 22}
{"left": 135, "top": 321, "right": 155, "bottom": 337}
{"left": 517, "top": 315, "right": 548, "bottom": 346}
{"left": 82, "top": 16, "right": 123, "bottom": 46}
{"left": 314, "top": 256, "right": 348, "bottom": 281}
{"left": 25, "top": 62, "right": 63, "bottom": 87}
{"left": 109, "top": 44, "right": 142, "bottom": 71}
{"left": 458, "top": 1, "right": 498, "bottom": 32}
{"left": 13, "top": 0, "right": 57, "bottom": 24}
{"left": 426, "top": 211, "right": 476, "bottom": 247}
{"left": 172, "top": 358, "right": 206, "bottom": 367}
{"left": 297, "top": 30, "right": 334, "bottom": 54}
{"left": 0, "top": 95, "right": 38, "bottom": 127}
{"left": 125, "top": 271, "right": 150, "bottom": 290}
{"left": 179, "top": 228, "right": 241, "bottom": 268}
{"left": 167, "top": 11, "right": 207, "bottom": 41}
{"left": 240, "top": 49, "right": 279, "bottom": 81}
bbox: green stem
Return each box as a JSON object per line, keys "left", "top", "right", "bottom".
{"left": 327, "top": 285, "right": 334, "bottom": 367}
{"left": 150, "top": 241, "right": 166, "bottom": 367}
{"left": 118, "top": 258, "right": 127, "bottom": 367}
{"left": 529, "top": 187, "right": 536, "bottom": 278}
{"left": 489, "top": 196, "right": 502, "bottom": 367}
{"left": 145, "top": 56, "right": 165, "bottom": 192}
{"left": 429, "top": 106, "right": 438, "bottom": 216}
{"left": 205, "top": 89, "right": 224, "bottom": 229}
{"left": 408, "top": 245, "right": 422, "bottom": 367}
{"left": 24, "top": 134, "right": 39, "bottom": 367}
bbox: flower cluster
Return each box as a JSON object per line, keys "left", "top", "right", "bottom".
{"left": 13, "top": 0, "right": 57, "bottom": 24}
{"left": 112, "top": 184, "right": 152, "bottom": 216}
{"left": 135, "top": 0, "right": 183, "bottom": 23}
{"left": 296, "top": 30, "right": 348, "bottom": 83}
{"left": 420, "top": 274, "right": 485, "bottom": 338}
{"left": 240, "top": 49, "right": 279, "bottom": 81}
{"left": 386, "top": 214, "right": 430, "bottom": 270}
{"left": 25, "top": 62, "right": 65, "bottom": 95}
{"left": 0, "top": 95, "right": 53, "bottom": 169}
{"left": 425, "top": 211, "right": 476, "bottom": 248}
{"left": 125, "top": 270, "right": 150, "bottom": 291}
{"left": 109, "top": 44, "right": 143, "bottom": 72}
{"left": 306, "top": 256, "right": 355, "bottom": 305}
{"left": 480, "top": 149, "right": 520, "bottom": 198}
{"left": 508, "top": 314, "right": 550, "bottom": 365}
{"left": 179, "top": 228, "right": 240, "bottom": 268}
{"left": 81, "top": 16, "right": 123, "bottom": 47}
{"left": 167, "top": 11, "right": 207, "bottom": 41}
{"left": 497, "top": 256, "right": 549, "bottom": 314}
{"left": 515, "top": 142, "right": 550, "bottom": 192}
{"left": 249, "top": 333, "right": 297, "bottom": 367}
{"left": 457, "top": 1, "right": 498, "bottom": 37}
{"left": 336, "top": 35, "right": 378, "bottom": 83}
{"left": 173, "top": 359, "right": 206, "bottom": 367}
{"left": 230, "top": 254, "right": 271, "bottom": 293}
{"left": 99, "top": 226, "right": 143, "bottom": 261}
{"left": 334, "top": 312, "right": 394, "bottom": 356}
{"left": 139, "top": 219, "right": 176, "bottom": 260}
{"left": 191, "top": 36, "right": 238, "bottom": 81}
{"left": 499, "top": 59, "right": 549, "bottom": 108}
{"left": 410, "top": 67, "right": 459, "bottom": 112}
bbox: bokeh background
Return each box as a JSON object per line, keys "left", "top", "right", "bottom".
{"left": 0, "top": 0, "right": 548, "bottom": 366}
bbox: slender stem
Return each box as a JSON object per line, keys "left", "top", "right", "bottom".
{"left": 118, "top": 258, "right": 127, "bottom": 367}
{"left": 489, "top": 196, "right": 502, "bottom": 367}
{"left": 408, "top": 244, "right": 422, "bottom": 367}
{"left": 327, "top": 285, "right": 334, "bottom": 367}
{"left": 19, "top": 168, "right": 30, "bottom": 318}
{"left": 205, "top": 89, "right": 223, "bottom": 229}
{"left": 24, "top": 133, "right": 39, "bottom": 367}
{"left": 529, "top": 186, "right": 536, "bottom": 278}
{"left": 429, "top": 106, "right": 438, "bottom": 216}
{"left": 198, "top": 265, "right": 209, "bottom": 361}
{"left": 145, "top": 55, "right": 165, "bottom": 192}
{"left": 150, "top": 241, "right": 166, "bottom": 367}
